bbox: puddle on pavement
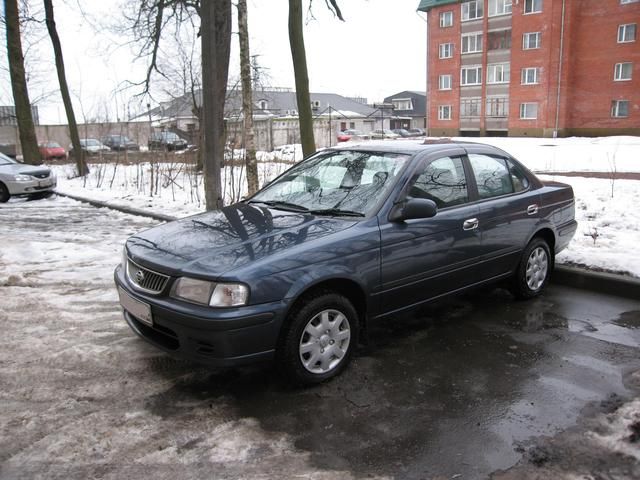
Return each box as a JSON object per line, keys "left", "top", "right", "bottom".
{"left": 614, "top": 310, "right": 640, "bottom": 329}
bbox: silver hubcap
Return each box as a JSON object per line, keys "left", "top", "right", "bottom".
{"left": 299, "top": 309, "right": 351, "bottom": 374}
{"left": 526, "top": 246, "right": 548, "bottom": 291}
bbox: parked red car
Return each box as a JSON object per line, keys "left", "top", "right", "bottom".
{"left": 39, "top": 142, "right": 66, "bottom": 161}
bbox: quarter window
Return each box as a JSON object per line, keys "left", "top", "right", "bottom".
{"left": 439, "top": 43, "right": 454, "bottom": 59}
{"left": 461, "top": 1, "right": 483, "bottom": 21}
{"left": 461, "top": 65, "right": 482, "bottom": 86}
{"left": 523, "top": 32, "right": 541, "bottom": 49}
{"left": 618, "top": 24, "right": 637, "bottom": 42}
{"left": 469, "top": 154, "right": 514, "bottom": 199}
{"left": 489, "top": 0, "right": 512, "bottom": 16}
{"left": 524, "top": 0, "right": 542, "bottom": 13}
{"left": 439, "top": 74, "right": 452, "bottom": 90}
{"left": 614, "top": 62, "right": 633, "bottom": 81}
{"left": 507, "top": 160, "right": 531, "bottom": 193}
{"left": 487, "top": 63, "right": 510, "bottom": 84}
{"left": 440, "top": 11, "right": 454, "bottom": 27}
{"left": 409, "top": 157, "right": 468, "bottom": 208}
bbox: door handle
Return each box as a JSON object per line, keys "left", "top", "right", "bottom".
{"left": 463, "top": 218, "right": 479, "bottom": 231}
{"left": 527, "top": 204, "right": 539, "bottom": 215}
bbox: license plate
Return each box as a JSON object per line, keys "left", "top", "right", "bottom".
{"left": 118, "top": 287, "right": 153, "bottom": 326}
{"left": 38, "top": 180, "right": 51, "bottom": 188}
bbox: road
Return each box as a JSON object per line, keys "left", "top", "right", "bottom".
{"left": 1, "top": 196, "right": 639, "bottom": 479}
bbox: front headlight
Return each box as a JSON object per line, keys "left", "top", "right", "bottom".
{"left": 172, "top": 277, "right": 214, "bottom": 305}
{"left": 14, "top": 174, "right": 32, "bottom": 182}
{"left": 209, "top": 283, "right": 249, "bottom": 307}
{"left": 171, "top": 278, "right": 249, "bottom": 307}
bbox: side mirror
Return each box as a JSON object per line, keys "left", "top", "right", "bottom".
{"left": 389, "top": 198, "right": 438, "bottom": 222}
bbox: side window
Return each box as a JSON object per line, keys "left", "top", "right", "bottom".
{"left": 409, "top": 156, "right": 468, "bottom": 208}
{"left": 507, "top": 159, "right": 531, "bottom": 192}
{"left": 469, "top": 154, "right": 514, "bottom": 199}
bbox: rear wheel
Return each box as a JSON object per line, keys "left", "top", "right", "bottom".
{"left": 510, "top": 238, "right": 551, "bottom": 300}
{"left": 278, "top": 291, "right": 358, "bottom": 386}
{"left": 0, "top": 182, "right": 10, "bottom": 203}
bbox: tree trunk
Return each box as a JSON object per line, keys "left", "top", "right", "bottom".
{"left": 5, "top": 0, "right": 41, "bottom": 165}
{"left": 201, "top": 0, "right": 231, "bottom": 210}
{"left": 43, "top": 0, "right": 88, "bottom": 176}
{"left": 288, "top": 0, "right": 315, "bottom": 158}
{"left": 237, "top": 0, "right": 258, "bottom": 196}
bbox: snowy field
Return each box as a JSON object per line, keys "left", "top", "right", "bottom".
{"left": 51, "top": 136, "right": 640, "bottom": 277}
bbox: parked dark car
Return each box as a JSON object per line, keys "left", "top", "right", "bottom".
{"left": 115, "top": 142, "right": 577, "bottom": 385}
{"left": 101, "top": 135, "right": 140, "bottom": 152}
{"left": 408, "top": 128, "right": 426, "bottom": 137}
{"left": 148, "top": 131, "right": 188, "bottom": 151}
{"left": 392, "top": 128, "right": 412, "bottom": 138}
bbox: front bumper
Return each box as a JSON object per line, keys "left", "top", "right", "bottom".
{"left": 114, "top": 265, "right": 288, "bottom": 367}
{"left": 7, "top": 177, "right": 57, "bottom": 195}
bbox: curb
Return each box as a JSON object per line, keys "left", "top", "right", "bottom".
{"left": 552, "top": 265, "right": 640, "bottom": 300}
{"left": 55, "top": 192, "right": 177, "bottom": 223}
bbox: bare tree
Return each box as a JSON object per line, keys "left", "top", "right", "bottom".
{"left": 43, "top": 0, "right": 88, "bottom": 176}
{"left": 237, "top": 0, "right": 258, "bottom": 195}
{"left": 5, "top": 0, "right": 40, "bottom": 165}
{"left": 288, "top": 0, "right": 344, "bottom": 158}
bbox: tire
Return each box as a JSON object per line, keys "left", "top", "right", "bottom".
{"left": 0, "top": 182, "right": 10, "bottom": 203}
{"left": 510, "top": 238, "right": 552, "bottom": 300}
{"left": 277, "top": 291, "right": 358, "bottom": 386}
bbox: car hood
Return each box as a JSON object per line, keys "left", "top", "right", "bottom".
{"left": 126, "top": 203, "right": 359, "bottom": 279}
{"left": 0, "top": 163, "right": 51, "bottom": 176}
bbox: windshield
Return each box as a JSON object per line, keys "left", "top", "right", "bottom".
{"left": 250, "top": 150, "right": 410, "bottom": 216}
{"left": 162, "top": 132, "right": 179, "bottom": 141}
{"left": 0, "top": 152, "right": 16, "bottom": 165}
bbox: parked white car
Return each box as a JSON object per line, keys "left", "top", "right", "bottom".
{"left": 69, "top": 138, "right": 110, "bottom": 156}
{"left": 369, "top": 129, "right": 400, "bottom": 139}
{"left": 0, "top": 152, "right": 56, "bottom": 202}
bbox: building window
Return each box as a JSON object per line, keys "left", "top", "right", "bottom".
{"left": 461, "top": 1, "right": 483, "bottom": 21}
{"left": 523, "top": 32, "right": 541, "bottom": 50}
{"left": 438, "top": 105, "right": 453, "bottom": 120}
{"left": 461, "top": 66, "right": 482, "bottom": 86}
{"left": 489, "top": 0, "right": 512, "bottom": 16}
{"left": 461, "top": 98, "right": 482, "bottom": 118}
{"left": 621, "top": 0, "right": 640, "bottom": 4}
{"left": 439, "top": 43, "right": 454, "bottom": 59}
{"left": 488, "top": 29, "right": 512, "bottom": 50}
{"left": 524, "top": 0, "right": 542, "bottom": 14}
{"left": 618, "top": 24, "right": 637, "bottom": 43}
{"left": 521, "top": 67, "right": 540, "bottom": 84}
{"left": 614, "top": 62, "right": 633, "bottom": 81}
{"left": 461, "top": 33, "right": 483, "bottom": 54}
{"left": 487, "top": 63, "right": 510, "bottom": 84}
{"left": 611, "top": 100, "right": 629, "bottom": 117}
{"left": 393, "top": 99, "right": 414, "bottom": 110}
{"left": 520, "top": 103, "right": 538, "bottom": 119}
{"left": 486, "top": 97, "right": 509, "bottom": 117}
{"left": 439, "top": 74, "right": 453, "bottom": 90}
{"left": 258, "top": 100, "right": 268, "bottom": 110}
{"left": 440, "top": 11, "right": 454, "bottom": 27}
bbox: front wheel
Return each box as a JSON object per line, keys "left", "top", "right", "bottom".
{"left": 0, "top": 182, "right": 10, "bottom": 203}
{"left": 510, "top": 238, "right": 551, "bottom": 300}
{"left": 277, "top": 292, "right": 358, "bottom": 386}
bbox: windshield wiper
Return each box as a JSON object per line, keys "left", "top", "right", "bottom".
{"left": 247, "top": 200, "right": 309, "bottom": 212}
{"left": 309, "top": 208, "right": 365, "bottom": 217}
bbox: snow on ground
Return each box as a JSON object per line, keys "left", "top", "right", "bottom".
{"left": 51, "top": 137, "right": 640, "bottom": 277}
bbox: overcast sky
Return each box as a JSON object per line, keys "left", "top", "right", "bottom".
{"left": 1, "top": 0, "right": 427, "bottom": 124}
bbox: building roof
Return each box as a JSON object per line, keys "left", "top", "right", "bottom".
{"left": 417, "top": 0, "right": 458, "bottom": 12}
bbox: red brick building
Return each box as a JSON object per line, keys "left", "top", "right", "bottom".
{"left": 418, "top": 0, "right": 640, "bottom": 137}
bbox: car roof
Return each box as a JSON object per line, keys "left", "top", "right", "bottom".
{"left": 330, "top": 139, "right": 503, "bottom": 156}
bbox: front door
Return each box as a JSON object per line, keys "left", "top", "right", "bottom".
{"left": 378, "top": 153, "right": 481, "bottom": 316}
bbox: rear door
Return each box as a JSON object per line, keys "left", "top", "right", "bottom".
{"left": 378, "top": 149, "right": 482, "bottom": 316}
{"left": 464, "top": 146, "right": 541, "bottom": 278}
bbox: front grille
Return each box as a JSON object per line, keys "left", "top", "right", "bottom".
{"left": 31, "top": 171, "right": 50, "bottom": 179}
{"left": 126, "top": 258, "right": 169, "bottom": 294}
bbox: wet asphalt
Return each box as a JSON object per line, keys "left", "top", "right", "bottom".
{"left": 1, "top": 196, "right": 639, "bottom": 479}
